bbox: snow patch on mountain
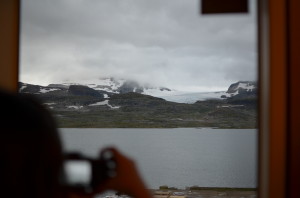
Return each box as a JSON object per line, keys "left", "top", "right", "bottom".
{"left": 143, "top": 88, "right": 178, "bottom": 97}
{"left": 44, "top": 103, "right": 56, "bottom": 105}
{"left": 89, "top": 100, "right": 120, "bottom": 109}
{"left": 159, "top": 91, "right": 227, "bottom": 104}
{"left": 20, "top": 84, "right": 28, "bottom": 91}
{"left": 67, "top": 105, "right": 83, "bottom": 109}
{"left": 237, "top": 83, "right": 255, "bottom": 91}
{"left": 39, "top": 88, "right": 59, "bottom": 93}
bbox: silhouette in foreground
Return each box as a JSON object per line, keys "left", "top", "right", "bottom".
{"left": 0, "top": 90, "right": 152, "bottom": 198}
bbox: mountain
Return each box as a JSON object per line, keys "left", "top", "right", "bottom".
{"left": 58, "top": 78, "right": 173, "bottom": 95}
{"left": 19, "top": 80, "right": 257, "bottom": 103}
{"left": 18, "top": 80, "right": 257, "bottom": 128}
{"left": 19, "top": 78, "right": 257, "bottom": 104}
{"left": 221, "top": 81, "right": 257, "bottom": 98}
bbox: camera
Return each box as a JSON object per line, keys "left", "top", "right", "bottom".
{"left": 61, "top": 151, "right": 117, "bottom": 192}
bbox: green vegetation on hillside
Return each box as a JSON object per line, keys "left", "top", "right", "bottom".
{"left": 35, "top": 91, "right": 257, "bottom": 128}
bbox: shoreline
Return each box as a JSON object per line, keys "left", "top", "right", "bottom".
{"left": 99, "top": 188, "right": 257, "bottom": 198}
{"left": 150, "top": 188, "right": 257, "bottom": 198}
{"left": 155, "top": 186, "right": 257, "bottom": 191}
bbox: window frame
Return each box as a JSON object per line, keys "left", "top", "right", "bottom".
{"left": 1, "top": 0, "right": 299, "bottom": 197}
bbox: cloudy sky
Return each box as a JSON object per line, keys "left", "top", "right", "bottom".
{"left": 20, "top": 0, "right": 257, "bottom": 92}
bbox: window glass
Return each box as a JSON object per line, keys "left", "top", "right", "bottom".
{"left": 20, "top": 0, "right": 258, "bottom": 197}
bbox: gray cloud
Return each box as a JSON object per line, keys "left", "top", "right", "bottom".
{"left": 20, "top": 0, "right": 257, "bottom": 92}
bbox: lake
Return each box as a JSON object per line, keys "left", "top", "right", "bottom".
{"left": 59, "top": 128, "right": 257, "bottom": 189}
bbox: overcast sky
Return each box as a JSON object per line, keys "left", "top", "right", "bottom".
{"left": 20, "top": 0, "right": 257, "bottom": 92}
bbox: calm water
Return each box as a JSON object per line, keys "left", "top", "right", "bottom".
{"left": 59, "top": 128, "right": 257, "bottom": 189}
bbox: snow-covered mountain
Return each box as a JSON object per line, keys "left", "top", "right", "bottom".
{"left": 49, "top": 78, "right": 171, "bottom": 95}
{"left": 49, "top": 78, "right": 228, "bottom": 103}
{"left": 221, "top": 81, "right": 257, "bottom": 98}
{"left": 19, "top": 79, "right": 257, "bottom": 104}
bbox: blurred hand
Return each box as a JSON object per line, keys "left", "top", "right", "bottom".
{"left": 95, "top": 147, "right": 152, "bottom": 198}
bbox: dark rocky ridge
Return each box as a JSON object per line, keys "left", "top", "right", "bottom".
{"left": 68, "top": 85, "right": 103, "bottom": 97}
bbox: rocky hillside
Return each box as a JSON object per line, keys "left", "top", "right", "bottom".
{"left": 18, "top": 81, "right": 257, "bottom": 128}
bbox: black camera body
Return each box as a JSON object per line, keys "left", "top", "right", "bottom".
{"left": 61, "top": 152, "right": 116, "bottom": 192}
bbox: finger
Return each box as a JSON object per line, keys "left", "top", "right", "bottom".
{"left": 99, "top": 147, "right": 120, "bottom": 159}
{"left": 99, "top": 147, "right": 129, "bottom": 165}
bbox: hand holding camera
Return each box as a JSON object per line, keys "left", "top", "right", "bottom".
{"left": 62, "top": 148, "right": 117, "bottom": 193}
{"left": 63, "top": 147, "right": 152, "bottom": 198}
